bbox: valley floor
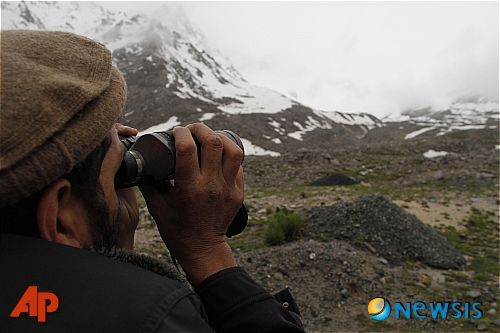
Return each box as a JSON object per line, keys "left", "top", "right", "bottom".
{"left": 134, "top": 184, "right": 499, "bottom": 333}
{"left": 133, "top": 128, "right": 499, "bottom": 332}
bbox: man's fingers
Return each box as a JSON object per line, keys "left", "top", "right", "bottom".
{"left": 218, "top": 134, "right": 244, "bottom": 184}
{"left": 115, "top": 123, "right": 138, "bottom": 136}
{"left": 187, "top": 123, "right": 223, "bottom": 178}
{"left": 173, "top": 123, "right": 243, "bottom": 198}
{"left": 172, "top": 126, "right": 200, "bottom": 186}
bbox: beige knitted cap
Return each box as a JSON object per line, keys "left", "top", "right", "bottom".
{"left": 0, "top": 30, "right": 127, "bottom": 209}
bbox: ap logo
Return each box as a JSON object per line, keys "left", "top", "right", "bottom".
{"left": 10, "top": 286, "right": 59, "bottom": 322}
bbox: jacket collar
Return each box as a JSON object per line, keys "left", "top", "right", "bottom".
{"left": 91, "top": 246, "right": 188, "bottom": 284}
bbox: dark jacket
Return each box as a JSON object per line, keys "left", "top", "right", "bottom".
{"left": 0, "top": 233, "right": 304, "bottom": 332}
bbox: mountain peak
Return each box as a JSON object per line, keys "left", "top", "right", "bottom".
{"left": 5, "top": 1, "right": 495, "bottom": 155}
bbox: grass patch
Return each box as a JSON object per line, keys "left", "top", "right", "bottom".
{"left": 439, "top": 226, "right": 464, "bottom": 251}
{"left": 446, "top": 271, "right": 471, "bottom": 283}
{"left": 353, "top": 237, "right": 365, "bottom": 246}
{"left": 444, "top": 130, "right": 469, "bottom": 139}
{"left": 317, "top": 233, "right": 331, "bottom": 242}
{"left": 437, "top": 207, "right": 499, "bottom": 285}
{"left": 225, "top": 234, "right": 263, "bottom": 253}
{"left": 439, "top": 208, "right": 498, "bottom": 253}
{"left": 246, "top": 181, "right": 496, "bottom": 205}
{"left": 473, "top": 272, "right": 492, "bottom": 283}
{"left": 264, "top": 208, "right": 306, "bottom": 246}
{"left": 469, "top": 254, "right": 499, "bottom": 276}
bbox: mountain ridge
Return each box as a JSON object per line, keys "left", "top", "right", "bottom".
{"left": 2, "top": 1, "right": 498, "bottom": 156}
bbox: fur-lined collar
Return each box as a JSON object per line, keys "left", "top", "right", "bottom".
{"left": 91, "top": 247, "right": 188, "bottom": 285}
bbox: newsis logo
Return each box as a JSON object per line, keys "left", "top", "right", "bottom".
{"left": 368, "top": 298, "right": 391, "bottom": 321}
{"left": 368, "top": 297, "right": 482, "bottom": 321}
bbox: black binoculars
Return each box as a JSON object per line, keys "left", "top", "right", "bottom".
{"left": 114, "top": 129, "right": 247, "bottom": 238}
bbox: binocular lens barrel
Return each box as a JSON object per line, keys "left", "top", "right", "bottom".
{"left": 115, "top": 130, "right": 244, "bottom": 189}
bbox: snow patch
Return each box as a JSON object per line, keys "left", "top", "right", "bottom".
{"left": 287, "top": 116, "right": 332, "bottom": 141}
{"left": 423, "top": 150, "right": 449, "bottom": 158}
{"left": 287, "top": 132, "right": 304, "bottom": 141}
{"left": 139, "top": 116, "right": 181, "bottom": 135}
{"left": 315, "top": 110, "right": 381, "bottom": 129}
{"left": 388, "top": 101, "right": 499, "bottom": 134}
{"left": 216, "top": 84, "right": 294, "bottom": 115}
{"left": 405, "top": 127, "right": 436, "bottom": 140}
{"left": 125, "top": 45, "right": 143, "bottom": 55}
{"left": 241, "top": 139, "right": 280, "bottom": 156}
{"left": 268, "top": 118, "right": 286, "bottom": 135}
{"left": 263, "top": 135, "right": 282, "bottom": 144}
{"left": 173, "top": 91, "right": 188, "bottom": 99}
{"left": 199, "top": 113, "right": 216, "bottom": 121}
{"left": 436, "top": 125, "right": 488, "bottom": 136}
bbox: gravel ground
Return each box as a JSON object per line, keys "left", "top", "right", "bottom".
{"left": 134, "top": 195, "right": 498, "bottom": 332}
{"left": 234, "top": 238, "right": 453, "bottom": 332}
{"left": 232, "top": 195, "right": 470, "bottom": 332}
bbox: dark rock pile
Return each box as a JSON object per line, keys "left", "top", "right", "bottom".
{"left": 308, "top": 173, "right": 358, "bottom": 186}
{"left": 302, "top": 195, "right": 466, "bottom": 269}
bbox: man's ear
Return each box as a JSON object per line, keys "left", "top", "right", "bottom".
{"left": 37, "top": 179, "right": 90, "bottom": 248}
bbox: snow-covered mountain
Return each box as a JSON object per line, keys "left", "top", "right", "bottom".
{"left": 2, "top": 1, "right": 386, "bottom": 155}
{"left": 2, "top": 1, "right": 497, "bottom": 155}
{"left": 386, "top": 98, "right": 498, "bottom": 140}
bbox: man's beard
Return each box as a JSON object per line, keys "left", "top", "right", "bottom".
{"left": 86, "top": 188, "right": 119, "bottom": 250}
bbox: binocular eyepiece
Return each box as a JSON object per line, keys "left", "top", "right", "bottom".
{"left": 115, "top": 129, "right": 247, "bottom": 237}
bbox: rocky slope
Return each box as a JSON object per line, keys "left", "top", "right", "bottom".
{"left": 133, "top": 126, "right": 499, "bottom": 332}
{"left": 243, "top": 127, "right": 499, "bottom": 188}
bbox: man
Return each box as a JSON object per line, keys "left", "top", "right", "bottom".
{"left": 0, "top": 30, "right": 304, "bottom": 332}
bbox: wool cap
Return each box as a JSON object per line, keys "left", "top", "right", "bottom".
{"left": 0, "top": 30, "right": 127, "bottom": 209}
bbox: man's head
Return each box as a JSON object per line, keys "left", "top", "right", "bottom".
{"left": 0, "top": 30, "right": 137, "bottom": 249}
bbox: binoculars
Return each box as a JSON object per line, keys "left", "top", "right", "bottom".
{"left": 114, "top": 130, "right": 247, "bottom": 238}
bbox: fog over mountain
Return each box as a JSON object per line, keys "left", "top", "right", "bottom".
{"left": 178, "top": 2, "right": 499, "bottom": 118}
{"left": 2, "top": 1, "right": 498, "bottom": 156}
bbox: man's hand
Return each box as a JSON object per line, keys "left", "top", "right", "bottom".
{"left": 140, "top": 123, "right": 244, "bottom": 286}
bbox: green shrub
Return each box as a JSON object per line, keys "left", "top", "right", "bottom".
{"left": 264, "top": 209, "right": 306, "bottom": 246}
{"left": 264, "top": 221, "right": 285, "bottom": 246}
{"left": 274, "top": 211, "right": 304, "bottom": 239}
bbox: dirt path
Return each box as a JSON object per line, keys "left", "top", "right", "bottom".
{"left": 394, "top": 197, "right": 499, "bottom": 231}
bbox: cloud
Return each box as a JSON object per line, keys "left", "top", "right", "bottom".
{"left": 120, "top": 1, "right": 499, "bottom": 118}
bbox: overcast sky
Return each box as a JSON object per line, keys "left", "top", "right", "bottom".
{"left": 105, "top": 1, "right": 498, "bottom": 118}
